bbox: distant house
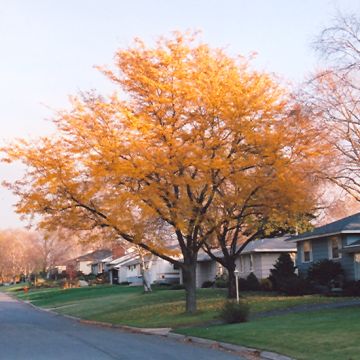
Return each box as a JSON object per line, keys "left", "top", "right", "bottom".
{"left": 236, "top": 235, "right": 296, "bottom": 279}
{"left": 107, "top": 254, "right": 180, "bottom": 286}
{"left": 188, "top": 236, "right": 296, "bottom": 288}
{"left": 91, "top": 255, "right": 113, "bottom": 275}
{"left": 195, "top": 250, "right": 224, "bottom": 288}
{"left": 107, "top": 253, "right": 138, "bottom": 284}
{"left": 67, "top": 249, "right": 112, "bottom": 275}
{"left": 89, "top": 244, "right": 128, "bottom": 278}
{"left": 291, "top": 212, "right": 360, "bottom": 281}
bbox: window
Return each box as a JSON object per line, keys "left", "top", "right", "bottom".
{"left": 173, "top": 263, "right": 180, "bottom": 270}
{"left": 329, "top": 237, "right": 341, "bottom": 259}
{"left": 302, "top": 241, "right": 312, "bottom": 263}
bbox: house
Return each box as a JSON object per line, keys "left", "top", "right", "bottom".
{"left": 189, "top": 235, "right": 296, "bottom": 288}
{"left": 67, "top": 249, "right": 112, "bottom": 275}
{"left": 108, "top": 254, "right": 180, "bottom": 285}
{"left": 89, "top": 244, "right": 129, "bottom": 278}
{"left": 125, "top": 255, "right": 180, "bottom": 285}
{"left": 291, "top": 212, "right": 360, "bottom": 281}
{"left": 236, "top": 235, "right": 296, "bottom": 279}
{"left": 195, "top": 250, "right": 224, "bottom": 288}
{"left": 91, "top": 255, "right": 113, "bottom": 275}
{"left": 107, "top": 253, "right": 138, "bottom": 284}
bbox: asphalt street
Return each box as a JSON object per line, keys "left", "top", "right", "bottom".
{"left": 0, "top": 292, "right": 245, "bottom": 360}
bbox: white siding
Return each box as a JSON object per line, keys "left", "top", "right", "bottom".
{"left": 77, "top": 261, "right": 92, "bottom": 275}
{"left": 126, "top": 264, "right": 142, "bottom": 284}
{"left": 258, "top": 253, "right": 281, "bottom": 278}
{"left": 235, "top": 254, "right": 262, "bottom": 279}
{"left": 118, "top": 267, "right": 128, "bottom": 283}
{"left": 123, "top": 257, "right": 180, "bottom": 285}
{"left": 235, "top": 252, "right": 296, "bottom": 280}
{"left": 196, "top": 261, "right": 217, "bottom": 287}
{"left": 149, "top": 258, "right": 179, "bottom": 284}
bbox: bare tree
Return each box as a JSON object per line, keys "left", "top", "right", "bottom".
{"left": 0, "top": 230, "right": 40, "bottom": 282}
{"left": 308, "top": 13, "right": 360, "bottom": 200}
{"left": 0, "top": 228, "right": 89, "bottom": 283}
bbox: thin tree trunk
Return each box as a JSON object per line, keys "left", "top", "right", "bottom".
{"left": 139, "top": 249, "right": 152, "bottom": 293}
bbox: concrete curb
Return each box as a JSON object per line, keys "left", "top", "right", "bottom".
{"left": 167, "top": 334, "right": 294, "bottom": 360}
{"left": 14, "top": 294, "right": 294, "bottom": 360}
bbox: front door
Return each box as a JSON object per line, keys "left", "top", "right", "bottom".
{"left": 354, "top": 253, "right": 360, "bottom": 281}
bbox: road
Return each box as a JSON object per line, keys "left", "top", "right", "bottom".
{"left": 0, "top": 292, "right": 244, "bottom": 360}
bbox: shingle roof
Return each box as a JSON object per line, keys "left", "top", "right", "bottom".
{"left": 241, "top": 235, "right": 295, "bottom": 253}
{"left": 109, "top": 253, "right": 136, "bottom": 266}
{"left": 75, "top": 249, "right": 112, "bottom": 262}
{"left": 291, "top": 212, "right": 360, "bottom": 242}
{"left": 196, "top": 236, "right": 295, "bottom": 262}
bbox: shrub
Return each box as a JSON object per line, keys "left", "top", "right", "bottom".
{"left": 76, "top": 271, "right": 85, "bottom": 279}
{"left": 169, "top": 284, "right": 185, "bottom": 290}
{"left": 280, "top": 276, "right": 313, "bottom": 296}
{"left": 307, "top": 259, "right": 344, "bottom": 286}
{"left": 238, "top": 277, "right": 249, "bottom": 291}
{"left": 95, "top": 272, "right": 110, "bottom": 284}
{"left": 269, "top": 253, "right": 296, "bottom": 291}
{"left": 272, "top": 253, "right": 296, "bottom": 276}
{"left": 60, "top": 271, "right": 67, "bottom": 279}
{"left": 260, "top": 278, "right": 273, "bottom": 291}
{"left": 215, "top": 274, "right": 229, "bottom": 288}
{"left": 153, "top": 282, "right": 171, "bottom": 287}
{"left": 268, "top": 253, "right": 313, "bottom": 295}
{"left": 84, "top": 274, "right": 96, "bottom": 282}
{"left": 202, "top": 280, "right": 214, "bottom": 288}
{"left": 343, "top": 281, "right": 360, "bottom": 296}
{"left": 58, "top": 279, "right": 78, "bottom": 289}
{"left": 246, "top": 272, "right": 260, "bottom": 291}
{"left": 220, "top": 301, "right": 250, "bottom": 323}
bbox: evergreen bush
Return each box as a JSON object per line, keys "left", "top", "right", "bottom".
{"left": 307, "top": 259, "right": 344, "bottom": 286}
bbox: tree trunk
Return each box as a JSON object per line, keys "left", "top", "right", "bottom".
{"left": 227, "top": 268, "right": 236, "bottom": 298}
{"left": 223, "top": 259, "right": 236, "bottom": 299}
{"left": 182, "top": 262, "right": 197, "bottom": 313}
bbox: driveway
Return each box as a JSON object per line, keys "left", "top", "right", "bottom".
{"left": 0, "top": 292, "right": 244, "bottom": 360}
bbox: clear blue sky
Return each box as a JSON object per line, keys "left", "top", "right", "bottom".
{"left": 1, "top": 0, "right": 359, "bottom": 228}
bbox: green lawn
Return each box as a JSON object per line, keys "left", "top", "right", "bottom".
{"left": 6, "top": 284, "right": 353, "bottom": 328}
{"left": 177, "top": 307, "right": 360, "bottom": 360}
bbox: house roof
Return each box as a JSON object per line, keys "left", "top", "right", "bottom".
{"left": 124, "top": 257, "right": 142, "bottom": 267}
{"left": 197, "top": 236, "right": 295, "bottom": 262}
{"left": 91, "top": 255, "right": 113, "bottom": 266}
{"left": 75, "top": 249, "right": 112, "bottom": 262}
{"left": 109, "top": 253, "right": 136, "bottom": 266}
{"left": 113, "top": 256, "right": 139, "bottom": 269}
{"left": 290, "top": 212, "right": 360, "bottom": 242}
{"left": 104, "top": 253, "right": 140, "bottom": 269}
{"left": 241, "top": 235, "right": 295, "bottom": 254}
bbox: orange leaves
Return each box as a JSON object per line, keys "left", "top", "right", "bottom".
{"left": 0, "top": 31, "right": 326, "bottom": 263}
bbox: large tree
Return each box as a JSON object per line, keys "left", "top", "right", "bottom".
{"left": 2, "top": 33, "right": 323, "bottom": 312}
